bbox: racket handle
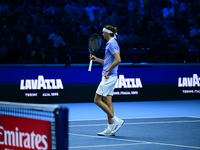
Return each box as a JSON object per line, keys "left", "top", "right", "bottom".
{"left": 88, "top": 59, "right": 93, "bottom": 71}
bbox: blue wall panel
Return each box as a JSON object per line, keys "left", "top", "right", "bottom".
{"left": 0, "top": 66, "right": 199, "bottom": 103}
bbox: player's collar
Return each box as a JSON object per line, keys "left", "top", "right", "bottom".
{"left": 107, "top": 37, "right": 115, "bottom": 44}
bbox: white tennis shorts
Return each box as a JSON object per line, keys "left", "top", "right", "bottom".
{"left": 96, "top": 76, "right": 117, "bottom": 97}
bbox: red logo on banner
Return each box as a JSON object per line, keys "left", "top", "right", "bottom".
{"left": 0, "top": 115, "right": 51, "bottom": 150}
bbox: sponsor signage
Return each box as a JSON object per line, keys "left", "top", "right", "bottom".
{"left": 0, "top": 67, "right": 199, "bottom": 103}
{"left": 20, "top": 75, "right": 64, "bottom": 90}
{"left": 178, "top": 74, "right": 200, "bottom": 87}
{"left": 0, "top": 115, "right": 51, "bottom": 150}
{"left": 178, "top": 74, "right": 200, "bottom": 94}
{"left": 114, "top": 75, "right": 142, "bottom": 95}
{"left": 20, "top": 75, "right": 64, "bottom": 98}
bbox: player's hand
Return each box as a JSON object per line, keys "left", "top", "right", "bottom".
{"left": 104, "top": 71, "right": 109, "bottom": 79}
{"left": 90, "top": 55, "right": 97, "bottom": 62}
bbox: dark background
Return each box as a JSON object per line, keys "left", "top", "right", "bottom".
{"left": 0, "top": 0, "right": 199, "bottom": 64}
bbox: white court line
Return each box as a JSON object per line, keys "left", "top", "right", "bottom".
{"left": 69, "top": 116, "right": 192, "bottom": 122}
{"left": 69, "top": 132, "right": 149, "bottom": 143}
{"left": 69, "top": 119, "right": 200, "bottom": 127}
{"left": 69, "top": 133, "right": 200, "bottom": 149}
{"left": 188, "top": 116, "right": 200, "bottom": 119}
{"left": 69, "top": 142, "right": 150, "bottom": 149}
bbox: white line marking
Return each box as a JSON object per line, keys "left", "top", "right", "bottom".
{"left": 188, "top": 116, "right": 200, "bottom": 119}
{"left": 68, "top": 142, "right": 150, "bottom": 149}
{"left": 69, "top": 133, "right": 200, "bottom": 149}
{"left": 69, "top": 133, "right": 148, "bottom": 143}
{"left": 69, "top": 120, "right": 200, "bottom": 127}
{"left": 69, "top": 116, "right": 193, "bottom": 122}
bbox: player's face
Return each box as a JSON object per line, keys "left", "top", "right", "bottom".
{"left": 102, "top": 32, "right": 108, "bottom": 40}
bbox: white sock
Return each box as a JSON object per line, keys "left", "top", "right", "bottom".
{"left": 111, "top": 116, "right": 119, "bottom": 123}
{"left": 107, "top": 124, "right": 113, "bottom": 131}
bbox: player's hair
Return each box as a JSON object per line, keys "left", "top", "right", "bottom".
{"left": 104, "top": 25, "right": 117, "bottom": 37}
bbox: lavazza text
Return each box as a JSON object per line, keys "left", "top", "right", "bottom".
{"left": 114, "top": 75, "right": 142, "bottom": 95}
{"left": 20, "top": 75, "right": 64, "bottom": 97}
{"left": 178, "top": 74, "right": 200, "bottom": 94}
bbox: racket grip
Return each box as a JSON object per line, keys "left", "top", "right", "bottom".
{"left": 88, "top": 59, "right": 93, "bottom": 71}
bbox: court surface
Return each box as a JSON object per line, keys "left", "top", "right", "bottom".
{"left": 55, "top": 100, "right": 200, "bottom": 150}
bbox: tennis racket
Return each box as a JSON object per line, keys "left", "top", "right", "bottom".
{"left": 88, "top": 33, "right": 102, "bottom": 71}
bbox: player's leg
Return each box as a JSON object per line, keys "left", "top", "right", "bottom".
{"left": 95, "top": 76, "right": 124, "bottom": 135}
{"left": 103, "top": 95, "right": 113, "bottom": 124}
{"left": 95, "top": 94, "right": 115, "bottom": 136}
{"left": 103, "top": 88, "right": 124, "bottom": 135}
{"left": 94, "top": 93, "right": 114, "bottom": 118}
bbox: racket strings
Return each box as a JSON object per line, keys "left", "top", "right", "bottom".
{"left": 88, "top": 34, "right": 102, "bottom": 53}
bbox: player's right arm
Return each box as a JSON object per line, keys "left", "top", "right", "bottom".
{"left": 90, "top": 55, "right": 104, "bottom": 64}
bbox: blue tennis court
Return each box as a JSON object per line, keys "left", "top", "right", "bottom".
{"left": 55, "top": 100, "right": 200, "bottom": 150}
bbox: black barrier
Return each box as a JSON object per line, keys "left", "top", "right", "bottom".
{"left": 0, "top": 63, "right": 200, "bottom": 103}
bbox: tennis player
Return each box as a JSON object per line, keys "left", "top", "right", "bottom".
{"left": 90, "top": 25, "right": 124, "bottom": 136}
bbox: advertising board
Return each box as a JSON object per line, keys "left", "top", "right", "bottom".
{"left": 0, "top": 115, "right": 51, "bottom": 150}
{"left": 0, "top": 66, "right": 199, "bottom": 103}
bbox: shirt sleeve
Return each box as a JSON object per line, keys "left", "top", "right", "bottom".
{"left": 110, "top": 43, "right": 119, "bottom": 55}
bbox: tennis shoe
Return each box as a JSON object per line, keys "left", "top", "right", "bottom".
{"left": 97, "top": 128, "right": 115, "bottom": 136}
{"left": 111, "top": 119, "right": 124, "bottom": 134}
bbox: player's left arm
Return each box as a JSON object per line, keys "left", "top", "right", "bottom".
{"left": 106, "top": 52, "right": 121, "bottom": 72}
